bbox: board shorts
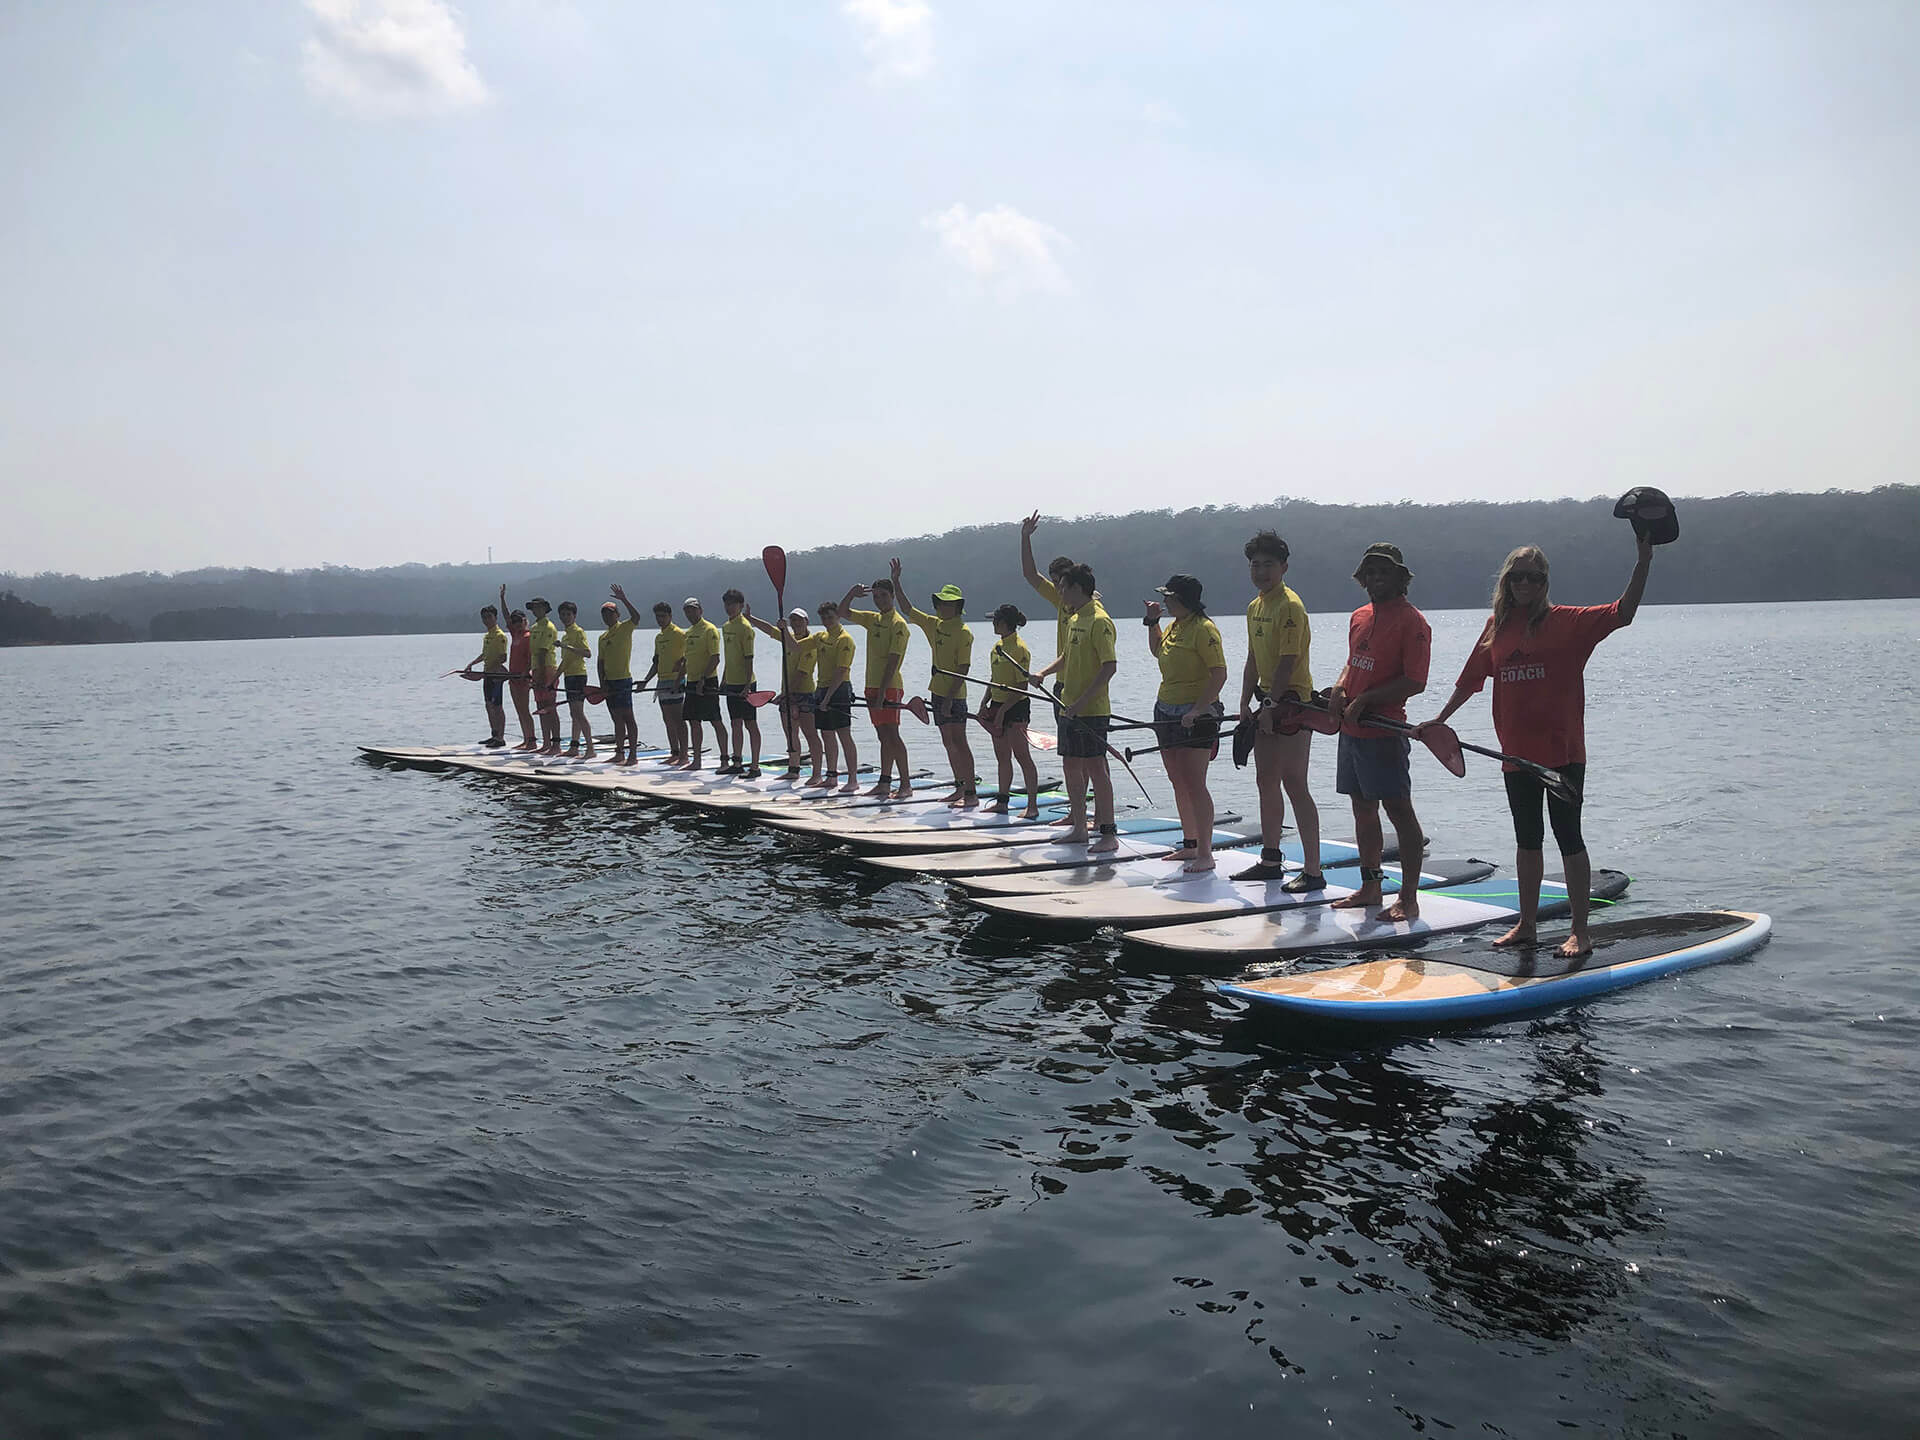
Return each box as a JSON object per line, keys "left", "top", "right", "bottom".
{"left": 982, "top": 697, "right": 1032, "bottom": 729}
{"left": 931, "top": 694, "right": 968, "bottom": 726}
{"left": 1060, "top": 713, "right": 1111, "bottom": 760}
{"left": 656, "top": 680, "right": 685, "bottom": 707}
{"left": 1153, "top": 699, "right": 1224, "bottom": 755}
{"left": 783, "top": 688, "right": 818, "bottom": 718}
{"left": 684, "top": 685, "right": 722, "bottom": 723}
{"left": 532, "top": 681, "right": 560, "bottom": 715}
{"left": 866, "top": 686, "right": 905, "bottom": 727}
{"left": 605, "top": 677, "right": 635, "bottom": 713}
{"left": 483, "top": 676, "right": 505, "bottom": 706}
{"left": 1506, "top": 762, "right": 1586, "bottom": 854}
{"left": 815, "top": 682, "right": 855, "bottom": 732}
{"left": 722, "top": 681, "right": 757, "bottom": 722}
{"left": 1336, "top": 733, "right": 1412, "bottom": 801}
{"left": 564, "top": 674, "right": 588, "bottom": 702}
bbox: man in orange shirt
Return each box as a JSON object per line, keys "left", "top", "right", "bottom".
{"left": 1327, "top": 543, "right": 1430, "bottom": 922}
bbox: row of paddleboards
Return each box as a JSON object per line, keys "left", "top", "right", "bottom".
{"left": 361, "top": 739, "right": 1772, "bottom": 1023}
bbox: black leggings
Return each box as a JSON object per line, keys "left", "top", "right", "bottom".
{"left": 1504, "top": 762, "right": 1586, "bottom": 854}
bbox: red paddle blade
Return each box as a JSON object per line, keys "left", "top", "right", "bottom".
{"left": 586, "top": 687, "right": 605, "bottom": 706}
{"left": 1028, "top": 730, "right": 1058, "bottom": 751}
{"left": 1420, "top": 721, "right": 1469, "bottom": 778}
{"left": 1276, "top": 698, "right": 1339, "bottom": 735}
{"left": 745, "top": 689, "right": 777, "bottom": 707}
{"left": 904, "top": 695, "right": 931, "bottom": 724}
{"left": 762, "top": 545, "right": 787, "bottom": 593}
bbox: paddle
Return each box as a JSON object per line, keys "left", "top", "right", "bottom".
{"left": 1280, "top": 695, "right": 1577, "bottom": 801}
{"left": 763, "top": 545, "right": 791, "bottom": 740}
{"left": 953, "top": 652, "right": 1155, "bottom": 804}
{"left": 850, "top": 693, "right": 933, "bottom": 725}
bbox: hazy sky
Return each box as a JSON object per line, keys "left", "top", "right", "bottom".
{"left": 4, "top": 1, "right": 1916, "bottom": 577}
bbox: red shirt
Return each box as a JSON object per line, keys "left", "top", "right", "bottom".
{"left": 1454, "top": 602, "right": 1626, "bottom": 769}
{"left": 1340, "top": 598, "right": 1431, "bottom": 738}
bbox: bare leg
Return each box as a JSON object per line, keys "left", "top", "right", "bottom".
{"left": 1560, "top": 848, "right": 1593, "bottom": 957}
{"left": 1275, "top": 729, "right": 1320, "bottom": 876}
{"left": 1331, "top": 798, "right": 1384, "bottom": 909}
{"left": 1012, "top": 728, "right": 1040, "bottom": 818}
{"left": 1061, "top": 755, "right": 1090, "bottom": 842}
{"left": 1380, "top": 795, "right": 1424, "bottom": 922}
{"left": 1495, "top": 847, "right": 1545, "bottom": 947}
{"left": 1088, "top": 759, "right": 1118, "bottom": 852}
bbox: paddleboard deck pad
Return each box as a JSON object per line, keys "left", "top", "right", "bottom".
{"left": 1125, "top": 869, "right": 1630, "bottom": 959}
{"left": 957, "top": 837, "right": 1373, "bottom": 896}
{"left": 1219, "top": 910, "right": 1770, "bottom": 1023}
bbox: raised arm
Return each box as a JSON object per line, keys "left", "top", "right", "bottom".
{"left": 838, "top": 583, "right": 868, "bottom": 616}
{"left": 889, "top": 558, "right": 924, "bottom": 622}
{"left": 610, "top": 582, "right": 641, "bottom": 624}
{"left": 1019, "top": 511, "right": 1045, "bottom": 589}
{"left": 1616, "top": 533, "right": 1655, "bottom": 625}
{"left": 1143, "top": 600, "right": 1165, "bottom": 656}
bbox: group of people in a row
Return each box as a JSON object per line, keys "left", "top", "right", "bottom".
{"left": 465, "top": 516, "right": 1655, "bottom": 957}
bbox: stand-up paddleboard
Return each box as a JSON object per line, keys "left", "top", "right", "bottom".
{"left": 1124, "top": 869, "right": 1630, "bottom": 959}
{"left": 856, "top": 827, "right": 1263, "bottom": 877}
{"left": 971, "top": 858, "right": 1494, "bottom": 931}
{"left": 755, "top": 793, "right": 1071, "bottom": 838}
{"left": 1218, "top": 910, "right": 1769, "bottom": 1023}
{"left": 957, "top": 836, "right": 1379, "bottom": 896}
{"left": 843, "top": 809, "right": 1236, "bottom": 856}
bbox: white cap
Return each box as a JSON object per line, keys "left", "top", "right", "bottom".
{"left": 683, "top": 596, "right": 701, "bottom": 608}
{"left": 788, "top": 607, "right": 807, "bottom": 621}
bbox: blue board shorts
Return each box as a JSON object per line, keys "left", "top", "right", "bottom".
{"left": 483, "top": 676, "right": 505, "bottom": 706}
{"left": 656, "top": 680, "right": 685, "bottom": 707}
{"left": 564, "top": 674, "right": 587, "bottom": 701}
{"left": 1337, "top": 733, "right": 1412, "bottom": 801}
{"left": 931, "top": 694, "right": 968, "bottom": 726}
{"left": 605, "top": 677, "right": 635, "bottom": 713}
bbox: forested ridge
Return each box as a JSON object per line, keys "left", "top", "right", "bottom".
{"left": 7, "top": 487, "right": 1917, "bottom": 642}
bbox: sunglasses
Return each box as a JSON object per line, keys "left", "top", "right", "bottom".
{"left": 1507, "top": 570, "right": 1547, "bottom": 585}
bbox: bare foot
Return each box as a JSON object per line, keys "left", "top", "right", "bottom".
{"left": 1381, "top": 898, "right": 1420, "bottom": 923}
{"left": 839, "top": 780, "right": 861, "bottom": 794}
{"left": 1062, "top": 830, "right": 1090, "bottom": 846}
{"left": 1089, "top": 833, "right": 1120, "bottom": 854}
{"left": 1049, "top": 813, "right": 1074, "bottom": 826}
{"left": 894, "top": 786, "right": 914, "bottom": 800}
{"left": 1493, "top": 923, "right": 1535, "bottom": 948}
{"left": 1181, "top": 856, "right": 1216, "bottom": 874}
{"left": 1019, "top": 808, "right": 1040, "bottom": 821}
{"left": 1559, "top": 934, "right": 1593, "bottom": 959}
{"left": 864, "top": 783, "right": 889, "bottom": 797}
{"left": 1166, "top": 847, "right": 1197, "bottom": 863}
{"left": 983, "top": 800, "right": 1009, "bottom": 814}
{"left": 1330, "top": 888, "right": 1381, "bottom": 911}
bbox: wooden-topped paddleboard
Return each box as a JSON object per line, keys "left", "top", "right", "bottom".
{"left": 1125, "top": 869, "right": 1632, "bottom": 958}
{"left": 970, "top": 858, "right": 1495, "bottom": 931}
{"left": 1218, "top": 910, "right": 1771, "bottom": 1022}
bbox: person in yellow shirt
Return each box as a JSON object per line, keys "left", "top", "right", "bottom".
{"left": 1054, "top": 563, "right": 1120, "bottom": 853}
{"left": 1144, "top": 574, "right": 1229, "bottom": 873}
{"left": 1233, "top": 529, "right": 1324, "bottom": 887}
{"left": 747, "top": 603, "right": 825, "bottom": 783}
{"left": 526, "top": 597, "right": 563, "bottom": 756}
{"left": 641, "top": 602, "right": 689, "bottom": 765}
{"left": 980, "top": 604, "right": 1042, "bottom": 820}
{"left": 462, "top": 602, "right": 510, "bottom": 748}
{"left": 680, "top": 597, "right": 726, "bottom": 772}
{"left": 891, "top": 558, "right": 978, "bottom": 808}
{"left": 807, "top": 601, "right": 860, "bottom": 792}
{"left": 553, "top": 601, "right": 597, "bottom": 760}
{"left": 1018, "top": 510, "right": 1080, "bottom": 664}
{"left": 838, "top": 577, "right": 912, "bottom": 799}
{"left": 598, "top": 584, "right": 644, "bottom": 765}
{"left": 718, "top": 587, "right": 763, "bottom": 778}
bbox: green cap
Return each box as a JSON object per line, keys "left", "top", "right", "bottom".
{"left": 932, "top": 584, "right": 964, "bottom": 605}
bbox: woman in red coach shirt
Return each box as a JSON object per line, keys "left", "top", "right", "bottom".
{"left": 1426, "top": 531, "right": 1654, "bottom": 958}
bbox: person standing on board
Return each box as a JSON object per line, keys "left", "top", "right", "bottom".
{"left": 504, "top": 593, "right": 537, "bottom": 751}
{"left": 556, "top": 601, "right": 596, "bottom": 760}
{"left": 1143, "top": 574, "right": 1228, "bottom": 873}
{"left": 1233, "top": 529, "right": 1324, "bottom": 888}
{"left": 1327, "top": 543, "right": 1430, "bottom": 922}
{"left": 1019, "top": 512, "right": 1078, "bottom": 667}
{"left": 978, "top": 604, "right": 1042, "bottom": 820}
{"left": 718, "top": 588, "right": 762, "bottom": 778}
{"left": 642, "top": 602, "right": 689, "bottom": 766}
{"left": 681, "top": 597, "right": 727, "bottom": 772}
{"left": 463, "top": 602, "right": 510, "bottom": 747}
{"left": 891, "top": 558, "right": 978, "bottom": 808}
{"left": 526, "top": 597, "right": 562, "bottom": 757}
{"left": 1054, "top": 563, "right": 1121, "bottom": 853}
{"left": 1421, "top": 532, "right": 1655, "bottom": 958}
{"left": 747, "top": 604, "right": 824, "bottom": 782}
{"left": 812, "top": 600, "right": 860, "bottom": 793}
{"left": 599, "top": 585, "right": 644, "bottom": 765}
{"left": 839, "top": 577, "right": 912, "bottom": 799}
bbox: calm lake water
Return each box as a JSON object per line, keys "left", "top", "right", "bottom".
{"left": 3, "top": 600, "right": 1917, "bottom": 1437}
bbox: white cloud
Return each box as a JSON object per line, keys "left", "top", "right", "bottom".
{"left": 924, "top": 204, "right": 1072, "bottom": 297}
{"left": 844, "top": 0, "right": 932, "bottom": 82}
{"left": 303, "top": 0, "right": 491, "bottom": 116}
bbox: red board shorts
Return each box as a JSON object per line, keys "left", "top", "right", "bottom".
{"left": 867, "top": 687, "right": 905, "bottom": 727}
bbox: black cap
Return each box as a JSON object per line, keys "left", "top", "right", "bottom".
{"left": 527, "top": 596, "right": 550, "bottom": 610}
{"left": 1156, "top": 574, "right": 1205, "bottom": 612}
{"left": 1614, "top": 486, "right": 1680, "bottom": 545}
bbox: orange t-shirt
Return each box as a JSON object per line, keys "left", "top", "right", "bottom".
{"left": 1454, "top": 602, "right": 1626, "bottom": 769}
{"left": 1340, "top": 598, "right": 1430, "bottom": 738}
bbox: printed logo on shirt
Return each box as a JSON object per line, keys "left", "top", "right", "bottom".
{"left": 1499, "top": 648, "right": 1547, "bottom": 683}
{"left": 1349, "top": 654, "right": 1376, "bottom": 673}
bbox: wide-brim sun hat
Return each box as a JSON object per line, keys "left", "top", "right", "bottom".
{"left": 932, "top": 584, "right": 964, "bottom": 605}
{"left": 1352, "top": 542, "right": 1413, "bottom": 581}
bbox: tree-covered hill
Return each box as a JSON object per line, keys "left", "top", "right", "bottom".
{"left": 6, "top": 487, "right": 1916, "bottom": 641}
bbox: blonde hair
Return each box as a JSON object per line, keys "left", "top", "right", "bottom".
{"left": 1488, "top": 546, "right": 1550, "bottom": 641}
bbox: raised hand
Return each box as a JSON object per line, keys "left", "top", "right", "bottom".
{"left": 610, "top": 582, "right": 629, "bottom": 602}
{"left": 849, "top": 582, "right": 872, "bottom": 599}
{"left": 889, "top": 557, "right": 903, "bottom": 586}
{"left": 1020, "top": 510, "right": 1040, "bottom": 538}
{"left": 1143, "top": 599, "right": 1163, "bottom": 623}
